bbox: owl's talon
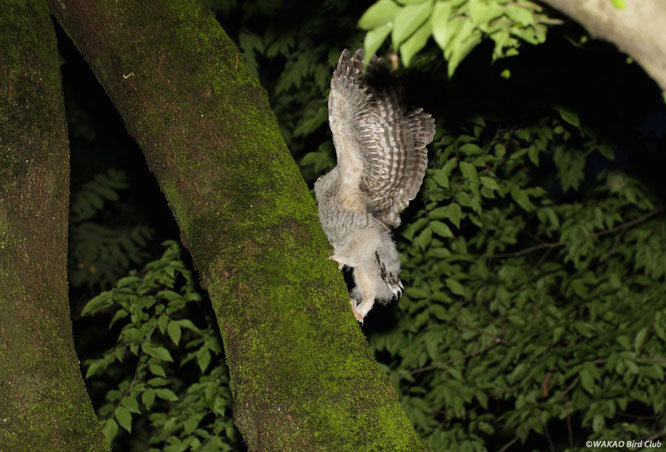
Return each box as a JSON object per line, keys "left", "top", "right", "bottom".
{"left": 328, "top": 254, "right": 344, "bottom": 270}
{"left": 350, "top": 298, "right": 365, "bottom": 324}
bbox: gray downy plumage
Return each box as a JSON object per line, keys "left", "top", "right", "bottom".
{"left": 315, "top": 48, "right": 435, "bottom": 322}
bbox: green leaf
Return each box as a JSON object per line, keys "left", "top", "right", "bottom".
{"left": 141, "top": 343, "right": 174, "bottom": 363}
{"left": 85, "top": 360, "right": 103, "bottom": 379}
{"left": 459, "top": 143, "right": 483, "bottom": 155}
{"left": 155, "top": 388, "right": 178, "bottom": 402}
{"left": 197, "top": 349, "right": 212, "bottom": 372}
{"left": 114, "top": 406, "right": 132, "bottom": 432}
{"left": 213, "top": 397, "right": 228, "bottom": 416}
{"left": 405, "top": 286, "right": 429, "bottom": 299}
{"left": 359, "top": 0, "right": 401, "bottom": 30}
{"left": 167, "top": 321, "right": 181, "bottom": 345}
{"left": 480, "top": 176, "right": 500, "bottom": 191}
{"left": 424, "top": 332, "right": 439, "bottom": 359}
{"left": 554, "top": 106, "right": 580, "bottom": 128}
{"left": 106, "top": 389, "right": 122, "bottom": 401}
{"left": 459, "top": 161, "right": 479, "bottom": 184}
{"left": 416, "top": 227, "right": 432, "bottom": 250}
{"left": 432, "top": 2, "right": 454, "bottom": 49}
{"left": 402, "top": 217, "right": 427, "bottom": 241}
{"left": 510, "top": 186, "right": 533, "bottom": 211}
{"left": 469, "top": 1, "right": 503, "bottom": 25}
{"left": 447, "top": 203, "right": 462, "bottom": 228}
{"left": 505, "top": 5, "right": 535, "bottom": 27}
{"left": 364, "top": 24, "right": 393, "bottom": 61}
{"left": 597, "top": 143, "right": 614, "bottom": 159}
{"left": 157, "top": 289, "right": 181, "bottom": 301}
{"left": 447, "top": 26, "right": 482, "bottom": 77}
{"left": 442, "top": 157, "right": 458, "bottom": 175}
{"left": 494, "top": 143, "right": 506, "bottom": 157}
{"left": 431, "top": 168, "right": 449, "bottom": 188}
{"left": 625, "top": 359, "right": 639, "bottom": 374}
{"left": 634, "top": 327, "right": 648, "bottom": 352}
{"left": 392, "top": 1, "right": 433, "bottom": 47}
{"left": 478, "top": 421, "right": 494, "bottom": 435}
{"left": 527, "top": 145, "right": 540, "bottom": 166}
{"left": 430, "top": 221, "right": 454, "bottom": 238}
{"left": 157, "top": 315, "right": 168, "bottom": 334}
{"left": 109, "top": 309, "right": 128, "bottom": 328}
{"left": 429, "top": 203, "right": 461, "bottom": 228}
{"left": 81, "top": 292, "right": 113, "bottom": 317}
{"left": 142, "top": 389, "right": 156, "bottom": 409}
{"left": 400, "top": 19, "right": 431, "bottom": 66}
{"left": 552, "top": 326, "right": 565, "bottom": 343}
{"left": 102, "top": 419, "right": 119, "bottom": 443}
{"left": 446, "top": 278, "right": 465, "bottom": 296}
{"left": 617, "top": 335, "right": 631, "bottom": 350}
{"left": 149, "top": 363, "right": 166, "bottom": 377}
{"left": 431, "top": 305, "right": 448, "bottom": 320}
{"left": 184, "top": 414, "right": 201, "bottom": 434}
{"left": 176, "top": 319, "right": 200, "bottom": 332}
{"left": 580, "top": 369, "right": 595, "bottom": 395}
{"left": 117, "top": 276, "right": 140, "bottom": 287}
{"left": 121, "top": 396, "right": 140, "bottom": 413}
{"left": 611, "top": 0, "right": 626, "bottom": 9}
{"left": 148, "top": 377, "right": 169, "bottom": 387}
{"left": 592, "top": 414, "right": 605, "bottom": 432}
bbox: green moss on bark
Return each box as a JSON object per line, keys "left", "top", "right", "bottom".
{"left": 0, "top": 0, "right": 108, "bottom": 450}
{"left": 47, "top": 0, "right": 428, "bottom": 449}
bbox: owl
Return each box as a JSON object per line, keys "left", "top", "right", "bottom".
{"left": 315, "top": 49, "right": 435, "bottom": 322}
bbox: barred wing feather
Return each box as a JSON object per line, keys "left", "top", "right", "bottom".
{"left": 328, "top": 49, "right": 434, "bottom": 227}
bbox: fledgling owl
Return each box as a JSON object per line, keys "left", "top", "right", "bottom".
{"left": 315, "top": 49, "right": 435, "bottom": 322}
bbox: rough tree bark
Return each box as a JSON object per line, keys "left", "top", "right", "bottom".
{"left": 47, "top": 0, "right": 427, "bottom": 450}
{"left": 540, "top": 0, "right": 666, "bottom": 94}
{"left": 0, "top": 0, "right": 108, "bottom": 450}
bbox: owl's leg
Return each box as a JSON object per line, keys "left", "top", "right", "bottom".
{"left": 350, "top": 267, "right": 376, "bottom": 323}
{"left": 374, "top": 251, "right": 403, "bottom": 299}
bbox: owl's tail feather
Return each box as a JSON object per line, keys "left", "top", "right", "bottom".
{"left": 375, "top": 251, "right": 403, "bottom": 300}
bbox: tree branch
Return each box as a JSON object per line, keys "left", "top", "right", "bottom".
{"left": 0, "top": 0, "right": 107, "bottom": 449}
{"left": 540, "top": 0, "right": 666, "bottom": 94}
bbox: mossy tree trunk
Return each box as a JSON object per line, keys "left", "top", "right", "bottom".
{"left": 0, "top": 0, "right": 108, "bottom": 450}
{"left": 47, "top": 0, "right": 427, "bottom": 450}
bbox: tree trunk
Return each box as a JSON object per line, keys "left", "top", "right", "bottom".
{"left": 541, "top": 0, "right": 666, "bottom": 94}
{"left": 0, "top": 0, "right": 108, "bottom": 450}
{"left": 47, "top": 0, "right": 426, "bottom": 450}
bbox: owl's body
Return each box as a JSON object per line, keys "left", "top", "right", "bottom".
{"left": 315, "top": 49, "right": 435, "bottom": 322}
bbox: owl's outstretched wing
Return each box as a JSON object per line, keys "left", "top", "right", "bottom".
{"left": 328, "top": 49, "right": 434, "bottom": 228}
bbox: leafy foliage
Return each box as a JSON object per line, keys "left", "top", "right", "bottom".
{"left": 359, "top": 0, "right": 561, "bottom": 75}
{"left": 69, "top": 169, "right": 154, "bottom": 290}
{"left": 82, "top": 242, "right": 238, "bottom": 451}
{"left": 70, "top": 168, "right": 129, "bottom": 223}
{"left": 369, "top": 111, "right": 666, "bottom": 450}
